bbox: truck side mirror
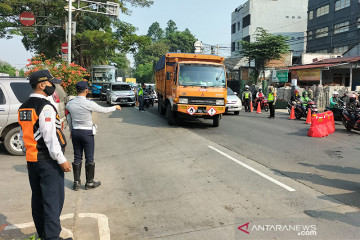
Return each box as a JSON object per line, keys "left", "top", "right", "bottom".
{"left": 166, "top": 72, "right": 171, "bottom": 81}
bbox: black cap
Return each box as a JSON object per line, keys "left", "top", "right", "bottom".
{"left": 29, "top": 70, "right": 62, "bottom": 85}
{"left": 75, "top": 81, "right": 89, "bottom": 90}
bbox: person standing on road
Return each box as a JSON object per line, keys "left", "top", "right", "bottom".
{"left": 138, "top": 83, "right": 145, "bottom": 112}
{"left": 18, "top": 70, "right": 72, "bottom": 240}
{"left": 268, "top": 86, "right": 276, "bottom": 119}
{"left": 66, "top": 81, "right": 121, "bottom": 191}
{"left": 242, "top": 85, "right": 252, "bottom": 112}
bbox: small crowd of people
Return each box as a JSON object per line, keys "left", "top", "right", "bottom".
{"left": 242, "top": 85, "right": 276, "bottom": 118}
{"left": 329, "top": 90, "right": 360, "bottom": 126}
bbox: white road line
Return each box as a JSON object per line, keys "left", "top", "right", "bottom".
{"left": 208, "top": 146, "right": 296, "bottom": 192}
{"left": 79, "top": 213, "right": 110, "bottom": 240}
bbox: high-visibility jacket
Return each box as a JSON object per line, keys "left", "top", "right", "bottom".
{"left": 18, "top": 96, "right": 66, "bottom": 162}
{"left": 268, "top": 92, "right": 275, "bottom": 102}
{"left": 138, "top": 87, "right": 143, "bottom": 96}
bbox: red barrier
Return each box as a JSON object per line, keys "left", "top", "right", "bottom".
{"left": 308, "top": 111, "right": 335, "bottom": 138}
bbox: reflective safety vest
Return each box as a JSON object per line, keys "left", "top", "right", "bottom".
{"left": 138, "top": 87, "right": 143, "bottom": 96}
{"left": 244, "top": 91, "right": 251, "bottom": 99}
{"left": 268, "top": 92, "right": 274, "bottom": 102}
{"left": 18, "top": 97, "right": 66, "bottom": 162}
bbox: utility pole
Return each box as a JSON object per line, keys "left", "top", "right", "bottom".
{"left": 67, "top": 0, "right": 72, "bottom": 66}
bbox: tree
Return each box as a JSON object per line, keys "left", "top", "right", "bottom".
{"left": 165, "top": 20, "right": 177, "bottom": 38}
{"left": 0, "top": 60, "right": 17, "bottom": 76}
{"left": 164, "top": 28, "right": 196, "bottom": 53}
{"left": 134, "top": 41, "right": 169, "bottom": 67}
{"left": 147, "top": 22, "right": 164, "bottom": 43}
{"left": 240, "top": 27, "right": 289, "bottom": 84}
{"left": 134, "top": 62, "right": 153, "bottom": 83}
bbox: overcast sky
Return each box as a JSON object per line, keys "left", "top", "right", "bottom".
{"left": 0, "top": 0, "right": 246, "bottom": 69}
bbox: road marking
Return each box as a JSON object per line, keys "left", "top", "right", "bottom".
{"left": 208, "top": 146, "right": 296, "bottom": 192}
{"left": 79, "top": 213, "right": 110, "bottom": 240}
{"left": 3, "top": 213, "right": 110, "bottom": 240}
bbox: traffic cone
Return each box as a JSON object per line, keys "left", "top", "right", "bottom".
{"left": 306, "top": 109, "right": 312, "bottom": 124}
{"left": 289, "top": 106, "right": 295, "bottom": 120}
{"left": 250, "top": 101, "right": 253, "bottom": 112}
{"left": 256, "top": 102, "right": 261, "bottom": 113}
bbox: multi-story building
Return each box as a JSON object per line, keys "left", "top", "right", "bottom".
{"left": 306, "top": 0, "right": 360, "bottom": 54}
{"left": 231, "top": 0, "right": 308, "bottom": 58}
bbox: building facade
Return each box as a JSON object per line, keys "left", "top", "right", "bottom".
{"left": 231, "top": 0, "right": 308, "bottom": 58}
{"left": 306, "top": 0, "right": 360, "bottom": 54}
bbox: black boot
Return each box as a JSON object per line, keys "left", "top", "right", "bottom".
{"left": 72, "top": 162, "right": 82, "bottom": 191}
{"left": 85, "top": 163, "right": 101, "bottom": 190}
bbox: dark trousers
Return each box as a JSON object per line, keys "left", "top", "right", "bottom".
{"left": 269, "top": 101, "right": 275, "bottom": 118}
{"left": 138, "top": 95, "right": 144, "bottom": 110}
{"left": 244, "top": 99, "right": 251, "bottom": 112}
{"left": 71, "top": 129, "right": 94, "bottom": 165}
{"left": 27, "top": 160, "right": 64, "bottom": 240}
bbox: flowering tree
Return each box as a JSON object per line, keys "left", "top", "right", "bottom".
{"left": 25, "top": 54, "right": 90, "bottom": 96}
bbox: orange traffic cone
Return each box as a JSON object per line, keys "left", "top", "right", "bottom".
{"left": 250, "top": 101, "right": 253, "bottom": 112}
{"left": 306, "top": 109, "right": 312, "bottom": 124}
{"left": 256, "top": 102, "right": 261, "bottom": 113}
{"left": 289, "top": 106, "right": 295, "bottom": 120}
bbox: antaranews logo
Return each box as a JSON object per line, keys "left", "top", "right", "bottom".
{"left": 238, "top": 222, "right": 250, "bottom": 234}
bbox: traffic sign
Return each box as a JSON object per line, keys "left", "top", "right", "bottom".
{"left": 20, "top": 12, "right": 35, "bottom": 26}
{"left": 62, "top": 54, "right": 68, "bottom": 62}
{"left": 61, "top": 42, "right": 68, "bottom": 54}
{"left": 187, "top": 106, "right": 196, "bottom": 115}
{"left": 207, "top": 108, "right": 217, "bottom": 116}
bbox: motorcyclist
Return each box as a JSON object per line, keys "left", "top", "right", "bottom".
{"left": 242, "top": 85, "right": 252, "bottom": 112}
{"left": 290, "top": 89, "right": 301, "bottom": 104}
{"left": 255, "top": 88, "right": 264, "bottom": 106}
{"left": 346, "top": 94, "right": 360, "bottom": 127}
{"left": 330, "top": 91, "right": 339, "bottom": 108}
{"left": 300, "top": 91, "right": 311, "bottom": 113}
{"left": 340, "top": 92, "right": 349, "bottom": 103}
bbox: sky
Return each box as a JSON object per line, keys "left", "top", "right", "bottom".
{"left": 0, "top": 0, "right": 246, "bottom": 69}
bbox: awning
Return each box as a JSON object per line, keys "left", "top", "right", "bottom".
{"left": 286, "top": 63, "right": 346, "bottom": 70}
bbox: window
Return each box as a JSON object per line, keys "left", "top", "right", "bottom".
{"left": 237, "top": 22, "right": 241, "bottom": 31}
{"left": 292, "top": 16, "right": 295, "bottom": 19}
{"left": 112, "top": 84, "right": 131, "bottom": 91}
{"left": 308, "top": 31, "right": 313, "bottom": 40}
{"left": 231, "top": 24, "right": 236, "bottom": 34}
{"left": 316, "top": 5, "right": 329, "bottom": 17}
{"left": 242, "top": 14, "right": 250, "bottom": 28}
{"left": 10, "top": 83, "right": 32, "bottom": 103}
{"left": 0, "top": 88, "right": 5, "bottom": 104}
{"left": 286, "top": 16, "right": 289, "bottom": 18}
{"left": 309, "top": 11, "right": 313, "bottom": 20}
{"left": 334, "top": 21, "right": 349, "bottom": 34}
{"left": 315, "top": 27, "right": 328, "bottom": 38}
{"left": 298, "top": 16, "right": 301, "bottom": 19}
{"left": 357, "top": 18, "right": 360, "bottom": 29}
{"left": 335, "top": 0, "right": 350, "bottom": 11}
{"left": 242, "top": 35, "right": 250, "bottom": 42}
{"left": 333, "top": 46, "right": 348, "bottom": 54}
{"left": 231, "top": 42, "right": 235, "bottom": 52}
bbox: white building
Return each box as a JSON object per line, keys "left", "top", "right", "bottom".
{"left": 231, "top": 0, "right": 308, "bottom": 58}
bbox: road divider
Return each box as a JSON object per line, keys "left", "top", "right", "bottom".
{"left": 308, "top": 111, "right": 335, "bottom": 138}
{"left": 208, "top": 146, "right": 296, "bottom": 192}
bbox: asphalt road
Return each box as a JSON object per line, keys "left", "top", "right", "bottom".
{"left": 1, "top": 101, "right": 359, "bottom": 240}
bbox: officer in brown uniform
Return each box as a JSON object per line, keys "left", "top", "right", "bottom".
{"left": 18, "top": 70, "right": 71, "bottom": 240}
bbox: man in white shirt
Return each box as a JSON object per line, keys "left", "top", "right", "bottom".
{"left": 66, "top": 81, "right": 121, "bottom": 191}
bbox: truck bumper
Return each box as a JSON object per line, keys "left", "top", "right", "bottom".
{"left": 174, "top": 104, "right": 225, "bottom": 117}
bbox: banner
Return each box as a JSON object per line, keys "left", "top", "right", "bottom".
{"left": 271, "top": 70, "right": 289, "bottom": 83}
{"left": 291, "top": 69, "right": 321, "bottom": 81}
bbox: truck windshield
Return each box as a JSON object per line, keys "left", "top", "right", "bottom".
{"left": 178, "top": 64, "right": 226, "bottom": 87}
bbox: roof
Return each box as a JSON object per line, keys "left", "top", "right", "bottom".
{"left": 286, "top": 55, "right": 360, "bottom": 70}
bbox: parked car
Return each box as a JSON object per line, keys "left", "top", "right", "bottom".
{"left": 0, "top": 77, "right": 67, "bottom": 155}
{"left": 225, "top": 88, "right": 242, "bottom": 115}
{"left": 99, "top": 83, "right": 109, "bottom": 101}
{"left": 106, "top": 82, "right": 136, "bottom": 106}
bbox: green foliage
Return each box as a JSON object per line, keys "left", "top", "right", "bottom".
{"left": 0, "top": 60, "right": 17, "bottom": 76}
{"left": 164, "top": 28, "right": 196, "bottom": 53}
{"left": 134, "top": 62, "right": 153, "bottom": 83}
{"left": 165, "top": 19, "right": 177, "bottom": 38}
{"left": 240, "top": 27, "right": 289, "bottom": 84}
{"left": 24, "top": 234, "right": 39, "bottom": 240}
{"left": 147, "top": 22, "right": 164, "bottom": 43}
{"left": 134, "top": 41, "right": 169, "bottom": 67}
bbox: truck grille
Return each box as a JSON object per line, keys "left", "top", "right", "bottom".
{"left": 185, "top": 97, "right": 223, "bottom": 105}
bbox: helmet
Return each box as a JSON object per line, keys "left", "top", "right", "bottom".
{"left": 350, "top": 94, "right": 356, "bottom": 102}
{"left": 302, "top": 91, "right": 308, "bottom": 97}
{"left": 332, "top": 91, "right": 339, "bottom": 96}
{"left": 294, "top": 89, "right": 299, "bottom": 94}
{"left": 245, "top": 85, "right": 249, "bottom": 90}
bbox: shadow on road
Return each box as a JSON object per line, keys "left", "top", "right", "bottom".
{"left": 304, "top": 208, "right": 360, "bottom": 228}
{"left": 299, "top": 163, "right": 360, "bottom": 175}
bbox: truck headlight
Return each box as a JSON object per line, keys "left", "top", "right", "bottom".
{"left": 179, "top": 98, "right": 188, "bottom": 104}
{"left": 216, "top": 99, "right": 225, "bottom": 105}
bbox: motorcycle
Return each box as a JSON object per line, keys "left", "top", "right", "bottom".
{"left": 253, "top": 97, "right": 269, "bottom": 111}
{"left": 325, "top": 99, "right": 345, "bottom": 121}
{"left": 342, "top": 108, "right": 360, "bottom": 131}
{"left": 287, "top": 101, "right": 318, "bottom": 119}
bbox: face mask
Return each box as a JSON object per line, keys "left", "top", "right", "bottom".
{"left": 44, "top": 83, "right": 56, "bottom": 96}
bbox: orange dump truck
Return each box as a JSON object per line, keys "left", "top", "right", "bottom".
{"left": 155, "top": 53, "right": 227, "bottom": 127}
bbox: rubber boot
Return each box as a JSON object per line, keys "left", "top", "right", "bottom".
{"left": 85, "top": 163, "right": 101, "bottom": 190}
{"left": 72, "top": 162, "right": 82, "bottom": 191}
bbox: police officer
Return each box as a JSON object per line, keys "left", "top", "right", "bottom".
{"left": 138, "top": 83, "right": 145, "bottom": 111}
{"left": 268, "top": 86, "right": 276, "bottom": 119}
{"left": 66, "top": 81, "right": 121, "bottom": 191}
{"left": 18, "top": 70, "right": 72, "bottom": 240}
{"left": 242, "top": 85, "right": 252, "bottom": 112}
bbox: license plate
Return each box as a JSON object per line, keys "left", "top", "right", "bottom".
{"left": 120, "top": 99, "right": 127, "bottom": 102}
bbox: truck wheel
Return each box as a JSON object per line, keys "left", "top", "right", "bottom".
{"left": 4, "top": 127, "right": 25, "bottom": 156}
{"left": 166, "top": 104, "right": 176, "bottom": 125}
{"left": 234, "top": 111, "right": 240, "bottom": 115}
{"left": 213, "top": 115, "right": 220, "bottom": 127}
{"left": 158, "top": 99, "right": 166, "bottom": 115}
